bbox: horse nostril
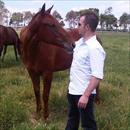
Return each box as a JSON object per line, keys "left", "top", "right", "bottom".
{"left": 72, "top": 43, "right": 75, "bottom": 48}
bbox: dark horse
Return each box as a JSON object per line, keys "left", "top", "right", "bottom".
{"left": 0, "top": 25, "right": 21, "bottom": 61}
{"left": 20, "top": 4, "right": 101, "bottom": 119}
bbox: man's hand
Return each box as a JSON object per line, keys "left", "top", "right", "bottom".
{"left": 78, "top": 95, "right": 89, "bottom": 109}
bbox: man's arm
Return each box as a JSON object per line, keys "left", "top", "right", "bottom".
{"left": 78, "top": 76, "right": 101, "bottom": 109}
{"left": 78, "top": 45, "right": 105, "bottom": 109}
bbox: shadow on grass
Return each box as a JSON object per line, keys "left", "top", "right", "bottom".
{"left": 0, "top": 57, "right": 22, "bottom": 69}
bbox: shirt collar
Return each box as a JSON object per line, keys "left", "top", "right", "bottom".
{"left": 84, "top": 35, "right": 96, "bottom": 45}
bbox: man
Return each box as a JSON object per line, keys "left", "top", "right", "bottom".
{"left": 65, "top": 12, "right": 106, "bottom": 130}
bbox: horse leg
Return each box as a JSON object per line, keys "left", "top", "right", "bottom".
{"left": 16, "top": 39, "right": 21, "bottom": 56}
{"left": 28, "top": 70, "right": 42, "bottom": 114}
{"left": 42, "top": 71, "right": 53, "bottom": 119}
{"left": 14, "top": 45, "right": 18, "bottom": 61}
{"left": 1, "top": 45, "right": 7, "bottom": 61}
{"left": 0, "top": 45, "right": 3, "bottom": 58}
{"left": 95, "top": 84, "right": 100, "bottom": 104}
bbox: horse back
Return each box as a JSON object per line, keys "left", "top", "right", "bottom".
{"left": 6, "top": 27, "right": 20, "bottom": 45}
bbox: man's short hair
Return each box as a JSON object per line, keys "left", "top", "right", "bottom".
{"left": 81, "top": 11, "right": 99, "bottom": 32}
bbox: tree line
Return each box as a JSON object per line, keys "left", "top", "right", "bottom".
{"left": 0, "top": 0, "right": 130, "bottom": 31}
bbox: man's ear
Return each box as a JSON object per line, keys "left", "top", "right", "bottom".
{"left": 85, "top": 24, "right": 89, "bottom": 31}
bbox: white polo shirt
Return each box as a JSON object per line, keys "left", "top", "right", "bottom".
{"left": 68, "top": 35, "right": 106, "bottom": 95}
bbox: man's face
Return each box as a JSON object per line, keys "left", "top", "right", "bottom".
{"left": 78, "top": 16, "right": 86, "bottom": 36}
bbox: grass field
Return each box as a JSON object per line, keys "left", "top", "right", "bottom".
{"left": 0, "top": 32, "right": 130, "bottom": 130}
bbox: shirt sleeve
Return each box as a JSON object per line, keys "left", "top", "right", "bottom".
{"left": 89, "top": 47, "right": 106, "bottom": 79}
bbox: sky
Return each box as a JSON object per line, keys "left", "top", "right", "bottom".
{"left": 3, "top": 0, "right": 130, "bottom": 20}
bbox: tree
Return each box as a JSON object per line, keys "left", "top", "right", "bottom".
{"left": 100, "top": 14, "right": 107, "bottom": 30}
{"left": 52, "top": 10, "right": 62, "bottom": 21}
{"left": 105, "top": 14, "right": 117, "bottom": 29}
{"left": 23, "top": 11, "right": 33, "bottom": 25}
{"left": 120, "top": 13, "right": 129, "bottom": 30}
{"left": 0, "top": 0, "right": 9, "bottom": 24}
{"left": 52, "top": 10, "right": 65, "bottom": 26}
{"left": 11, "top": 12, "right": 23, "bottom": 26}
{"left": 100, "top": 7, "right": 117, "bottom": 30}
{"left": 105, "top": 7, "right": 112, "bottom": 15}
{"left": 65, "top": 10, "right": 78, "bottom": 28}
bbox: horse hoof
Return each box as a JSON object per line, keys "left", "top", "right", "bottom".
{"left": 29, "top": 112, "right": 41, "bottom": 123}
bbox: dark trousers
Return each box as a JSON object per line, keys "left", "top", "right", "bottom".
{"left": 65, "top": 94, "right": 97, "bottom": 130}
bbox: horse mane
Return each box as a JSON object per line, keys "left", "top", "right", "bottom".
{"left": 27, "top": 33, "right": 40, "bottom": 64}
{"left": 20, "top": 28, "right": 37, "bottom": 65}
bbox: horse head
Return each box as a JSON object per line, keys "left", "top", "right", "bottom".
{"left": 67, "top": 28, "right": 82, "bottom": 42}
{"left": 27, "top": 3, "right": 75, "bottom": 53}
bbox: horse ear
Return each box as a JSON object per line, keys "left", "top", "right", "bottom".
{"left": 46, "top": 5, "right": 53, "bottom": 14}
{"left": 41, "top": 3, "right": 46, "bottom": 12}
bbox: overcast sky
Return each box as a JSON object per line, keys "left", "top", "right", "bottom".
{"left": 4, "top": 0, "right": 130, "bottom": 19}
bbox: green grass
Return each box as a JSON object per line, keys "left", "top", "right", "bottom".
{"left": 0, "top": 32, "right": 130, "bottom": 130}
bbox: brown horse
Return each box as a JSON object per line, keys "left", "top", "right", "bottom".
{"left": 20, "top": 4, "right": 101, "bottom": 119}
{"left": 0, "top": 25, "right": 21, "bottom": 61}
{"left": 20, "top": 4, "right": 75, "bottom": 119}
